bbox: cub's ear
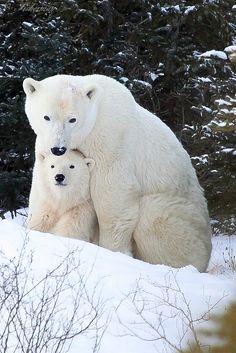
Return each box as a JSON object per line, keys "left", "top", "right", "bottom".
{"left": 84, "top": 84, "right": 100, "bottom": 100}
{"left": 36, "top": 152, "right": 45, "bottom": 162}
{"left": 23, "top": 78, "right": 40, "bottom": 95}
{"left": 84, "top": 158, "right": 95, "bottom": 171}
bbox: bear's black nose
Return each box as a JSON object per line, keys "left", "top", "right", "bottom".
{"left": 51, "top": 147, "right": 67, "bottom": 156}
{"left": 55, "top": 174, "right": 65, "bottom": 183}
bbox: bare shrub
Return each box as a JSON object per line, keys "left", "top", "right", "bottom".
{"left": 222, "top": 244, "right": 236, "bottom": 273}
{"left": 116, "top": 270, "right": 227, "bottom": 353}
{"left": 0, "top": 238, "right": 108, "bottom": 353}
{"left": 181, "top": 301, "right": 236, "bottom": 353}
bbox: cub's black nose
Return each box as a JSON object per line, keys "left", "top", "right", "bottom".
{"left": 55, "top": 174, "right": 65, "bottom": 183}
{"left": 51, "top": 147, "right": 67, "bottom": 156}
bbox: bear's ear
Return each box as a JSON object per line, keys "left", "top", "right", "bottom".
{"left": 23, "top": 78, "right": 40, "bottom": 95}
{"left": 84, "top": 158, "right": 95, "bottom": 171}
{"left": 84, "top": 84, "right": 100, "bottom": 100}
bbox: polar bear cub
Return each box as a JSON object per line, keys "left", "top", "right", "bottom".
{"left": 27, "top": 150, "right": 98, "bottom": 243}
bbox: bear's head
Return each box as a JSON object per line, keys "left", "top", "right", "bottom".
{"left": 23, "top": 75, "right": 103, "bottom": 156}
{"left": 38, "top": 150, "right": 95, "bottom": 205}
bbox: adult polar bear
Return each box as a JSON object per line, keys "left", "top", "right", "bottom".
{"left": 23, "top": 74, "right": 212, "bottom": 271}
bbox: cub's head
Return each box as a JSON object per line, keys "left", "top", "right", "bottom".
{"left": 38, "top": 150, "right": 94, "bottom": 203}
{"left": 23, "top": 75, "right": 102, "bottom": 155}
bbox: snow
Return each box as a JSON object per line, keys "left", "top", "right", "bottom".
{"left": 221, "top": 148, "right": 235, "bottom": 155}
{"left": 120, "top": 77, "right": 129, "bottom": 83}
{"left": 22, "top": 21, "right": 34, "bottom": 28}
{"left": 217, "top": 121, "right": 227, "bottom": 127}
{"left": 147, "top": 12, "right": 152, "bottom": 21}
{"left": 150, "top": 72, "right": 159, "bottom": 81}
{"left": 202, "top": 105, "right": 212, "bottom": 113}
{"left": 197, "top": 77, "right": 212, "bottom": 83}
{"left": 216, "top": 107, "right": 236, "bottom": 117}
{"left": 191, "top": 154, "right": 209, "bottom": 165}
{"left": 0, "top": 212, "right": 235, "bottom": 353}
{"left": 215, "top": 99, "right": 232, "bottom": 106}
{"left": 224, "top": 45, "right": 236, "bottom": 53}
{"left": 0, "top": 4, "right": 6, "bottom": 16}
{"left": 173, "top": 5, "right": 180, "bottom": 12}
{"left": 133, "top": 79, "right": 152, "bottom": 88}
{"left": 199, "top": 50, "right": 228, "bottom": 60}
{"left": 184, "top": 6, "right": 197, "bottom": 15}
{"left": 161, "top": 5, "right": 181, "bottom": 14}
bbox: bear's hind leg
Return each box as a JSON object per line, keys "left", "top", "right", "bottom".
{"left": 133, "top": 195, "right": 212, "bottom": 272}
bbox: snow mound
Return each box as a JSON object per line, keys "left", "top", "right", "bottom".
{"left": 0, "top": 214, "right": 235, "bottom": 353}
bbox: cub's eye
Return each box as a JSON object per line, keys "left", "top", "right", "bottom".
{"left": 51, "top": 165, "right": 54, "bottom": 168}
{"left": 69, "top": 165, "right": 75, "bottom": 169}
{"left": 44, "top": 115, "right": 50, "bottom": 121}
{"left": 69, "top": 118, "right": 76, "bottom": 123}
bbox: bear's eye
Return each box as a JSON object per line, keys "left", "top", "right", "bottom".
{"left": 69, "top": 165, "right": 75, "bottom": 169}
{"left": 44, "top": 115, "right": 50, "bottom": 121}
{"left": 69, "top": 118, "right": 76, "bottom": 123}
{"left": 51, "top": 165, "right": 54, "bottom": 168}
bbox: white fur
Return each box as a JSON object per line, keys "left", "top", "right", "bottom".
{"left": 24, "top": 74, "right": 212, "bottom": 271}
{"left": 27, "top": 150, "right": 98, "bottom": 243}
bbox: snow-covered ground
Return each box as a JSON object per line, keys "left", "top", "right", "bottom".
{"left": 0, "top": 210, "right": 235, "bottom": 353}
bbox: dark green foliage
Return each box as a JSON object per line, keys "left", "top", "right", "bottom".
{"left": 0, "top": 0, "right": 235, "bottom": 233}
